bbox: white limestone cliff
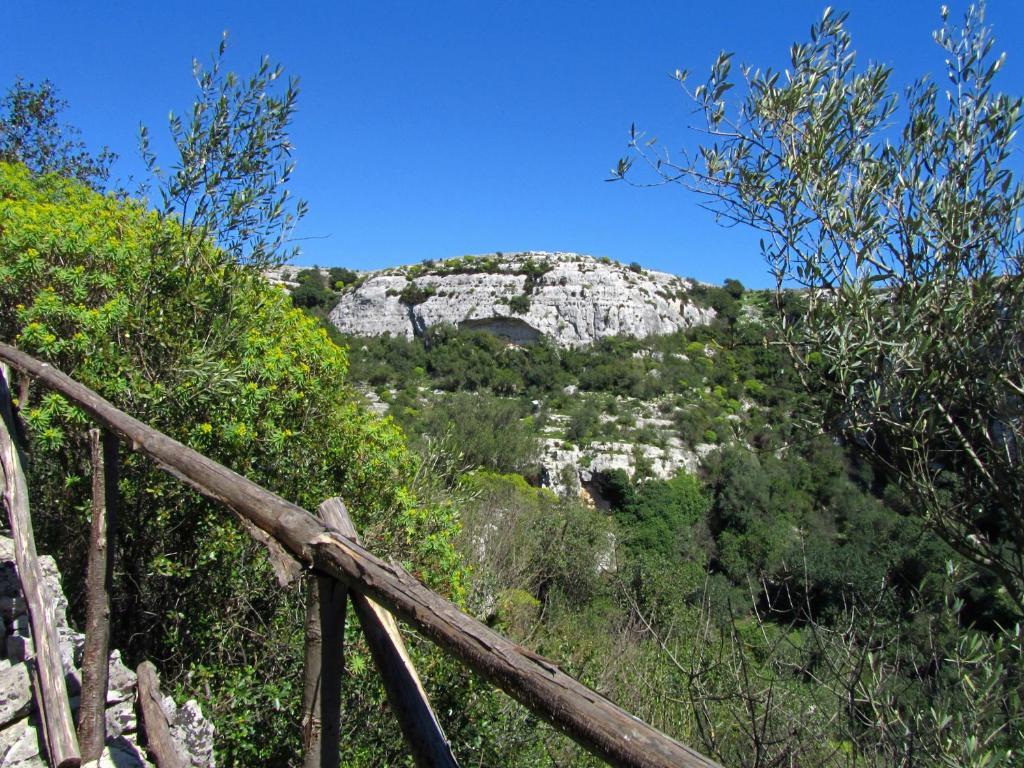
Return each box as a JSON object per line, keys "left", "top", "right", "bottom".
{"left": 328, "top": 252, "right": 714, "bottom": 347}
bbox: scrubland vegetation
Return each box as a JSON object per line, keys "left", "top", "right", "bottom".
{"left": 335, "top": 295, "right": 1019, "bottom": 766}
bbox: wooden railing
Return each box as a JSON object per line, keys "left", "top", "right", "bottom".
{"left": 0, "top": 342, "right": 721, "bottom": 768}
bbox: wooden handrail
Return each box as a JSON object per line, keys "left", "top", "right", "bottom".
{"left": 0, "top": 342, "right": 721, "bottom": 768}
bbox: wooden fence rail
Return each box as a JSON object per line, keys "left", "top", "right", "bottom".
{"left": 0, "top": 342, "right": 721, "bottom": 768}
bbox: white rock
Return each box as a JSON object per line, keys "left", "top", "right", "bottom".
{"left": 329, "top": 252, "right": 714, "bottom": 347}
{"left": 0, "top": 716, "right": 43, "bottom": 766}
{"left": 0, "top": 534, "right": 215, "bottom": 767}
{"left": 171, "top": 700, "right": 216, "bottom": 768}
{"left": 0, "top": 666, "right": 30, "bottom": 728}
{"left": 105, "top": 700, "right": 137, "bottom": 739}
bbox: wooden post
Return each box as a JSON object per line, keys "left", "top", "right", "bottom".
{"left": 301, "top": 579, "right": 326, "bottom": 766}
{"left": 77, "top": 428, "right": 118, "bottom": 761}
{"left": 0, "top": 365, "right": 81, "bottom": 768}
{"left": 319, "top": 498, "right": 458, "bottom": 768}
{"left": 300, "top": 499, "right": 348, "bottom": 768}
{"left": 136, "top": 661, "right": 187, "bottom": 768}
{"left": 0, "top": 342, "right": 723, "bottom": 768}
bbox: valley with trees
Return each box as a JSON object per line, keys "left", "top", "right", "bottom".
{"left": 1, "top": 4, "right": 1022, "bottom": 767}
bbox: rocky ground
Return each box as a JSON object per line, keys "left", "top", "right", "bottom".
{"left": 361, "top": 384, "right": 722, "bottom": 500}
{"left": 0, "top": 534, "right": 214, "bottom": 767}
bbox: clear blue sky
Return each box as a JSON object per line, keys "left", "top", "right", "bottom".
{"left": 6, "top": 1, "right": 1024, "bottom": 287}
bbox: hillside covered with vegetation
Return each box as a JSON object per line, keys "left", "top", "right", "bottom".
{"left": 318, "top": 282, "right": 1019, "bottom": 766}
{"left": 3, "top": 4, "right": 1023, "bottom": 766}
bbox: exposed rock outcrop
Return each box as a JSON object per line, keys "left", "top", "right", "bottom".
{"left": 538, "top": 437, "right": 717, "bottom": 498}
{"left": 328, "top": 252, "right": 714, "bottom": 347}
{"left": 0, "top": 534, "right": 215, "bottom": 768}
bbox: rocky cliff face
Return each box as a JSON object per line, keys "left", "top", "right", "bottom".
{"left": 328, "top": 252, "right": 714, "bottom": 347}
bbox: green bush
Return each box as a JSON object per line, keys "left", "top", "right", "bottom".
{"left": 459, "top": 471, "right": 611, "bottom": 615}
{"left": 613, "top": 471, "right": 710, "bottom": 566}
{"left": 328, "top": 266, "right": 358, "bottom": 288}
{"left": 290, "top": 268, "right": 339, "bottom": 310}
{"left": 399, "top": 281, "right": 436, "bottom": 306}
{"left": 0, "top": 162, "right": 465, "bottom": 764}
{"left": 508, "top": 293, "right": 531, "bottom": 314}
{"left": 404, "top": 392, "right": 540, "bottom": 476}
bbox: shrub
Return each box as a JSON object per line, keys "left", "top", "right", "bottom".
{"left": 399, "top": 281, "right": 436, "bottom": 306}
{"left": 290, "top": 268, "right": 338, "bottom": 310}
{"left": 0, "top": 162, "right": 464, "bottom": 764}
{"left": 328, "top": 266, "right": 358, "bottom": 288}
{"left": 409, "top": 392, "right": 540, "bottom": 475}
{"left": 508, "top": 293, "right": 530, "bottom": 314}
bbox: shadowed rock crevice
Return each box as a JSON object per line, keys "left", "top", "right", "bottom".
{"left": 458, "top": 317, "right": 541, "bottom": 344}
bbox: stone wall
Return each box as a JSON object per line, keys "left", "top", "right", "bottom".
{"left": 0, "top": 534, "right": 215, "bottom": 767}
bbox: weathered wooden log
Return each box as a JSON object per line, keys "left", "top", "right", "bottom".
{"left": 300, "top": 500, "right": 348, "bottom": 768}
{"left": 0, "top": 343, "right": 721, "bottom": 768}
{"left": 0, "top": 365, "right": 81, "bottom": 768}
{"left": 77, "top": 429, "right": 118, "bottom": 761}
{"left": 136, "top": 661, "right": 187, "bottom": 768}
{"left": 320, "top": 497, "right": 458, "bottom": 768}
{"left": 301, "top": 579, "right": 329, "bottom": 767}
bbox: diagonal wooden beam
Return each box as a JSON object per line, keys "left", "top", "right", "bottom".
{"left": 319, "top": 497, "right": 458, "bottom": 768}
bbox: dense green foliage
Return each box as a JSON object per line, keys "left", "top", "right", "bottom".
{"left": 398, "top": 280, "right": 437, "bottom": 306}
{"left": 0, "top": 163, "right": 470, "bottom": 764}
{"left": 618, "top": 5, "right": 1024, "bottom": 611}
{"left": 327, "top": 269, "right": 1021, "bottom": 764}
{"left": 459, "top": 472, "right": 611, "bottom": 623}
{"left": 290, "top": 267, "right": 341, "bottom": 311}
{"left": 395, "top": 391, "right": 541, "bottom": 477}
{"left": 6, "top": 6, "right": 1024, "bottom": 762}
{"left": 507, "top": 293, "right": 530, "bottom": 314}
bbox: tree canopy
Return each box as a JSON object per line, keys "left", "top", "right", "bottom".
{"left": 616, "top": 4, "right": 1024, "bottom": 610}
{"left": 0, "top": 78, "right": 115, "bottom": 188}
{"left": 0, "top": 161, "right": 462, "bottom": 764}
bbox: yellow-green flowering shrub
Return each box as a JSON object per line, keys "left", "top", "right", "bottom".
{"left": 0, "top": 162, "right": 465, "bottom": 764}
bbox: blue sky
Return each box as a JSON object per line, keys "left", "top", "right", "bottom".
{"left": 6, "top": 1, "right": 1024, "bottom": 287}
